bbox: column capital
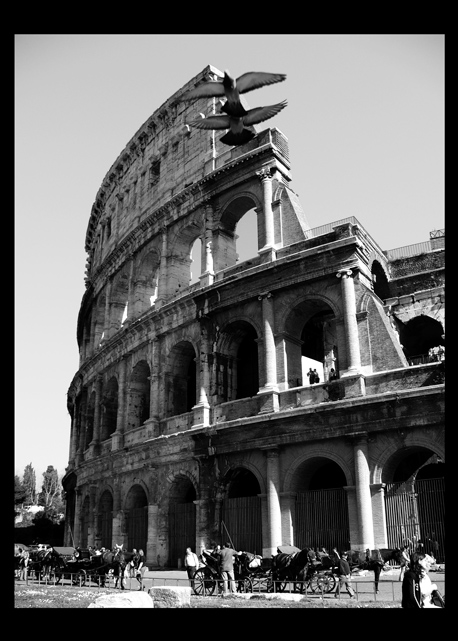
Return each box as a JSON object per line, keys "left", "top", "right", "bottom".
{"left": 256, "top": 166, "right": 275, "bottom": 181}
{"left": 258, "top": 291, "right": 273, "bottom": 301}
{"left": 336, "top": 268, "right": 353, "bottom": 279}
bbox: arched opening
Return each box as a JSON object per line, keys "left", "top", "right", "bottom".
{"left": 235, "top": 208, "right": 258, "bottom": 264}
{"left": 135, "top": 251, "right": 160, "bottom": 315}
{"left": 292, "top": 457, "right": 349, "bottom": 551}
{"left": 371, "top": 260, "right": 390, "bottom": 301}
{"left": 93, "top": 293, "right": 106, "bottom": 351}
{"left": 126, "top": 360, "right": 151, "bottom": 430}
{"left": 398, "top": 315, "right": 444, "bottom": 365}
{"left": 100, "top": 377, "right": 118, "bottom": 441}
{"left": 97, "top": 490, "right": 113, "bottom": 549}
{"left": 168, "top": 476, "right": 197, "bottom": 567}
{"left": 285, "top": 299, "right": 338, "bottom": 387}
{"left": 85, "top": 391, "right": 95, "bottom": 449}
{"left": 383, "top": 447, "right": 445, "bottom": 562}
{"left": 125, "top": 485, "right": 148, "bottom": 553}
{"left": 221, "top": 467, "right": 262, "bottom": 553}
{"left": 215, "top": 320, "right": 259, "bottom": 403}
{"left": 167, "top": 341, "right": 196, "bottom": 417}
{"left": 190, "top": 238, "right": 202, "bottom": 284}
{"left": 215, "top": 195, "right": 258, "bottom": 272}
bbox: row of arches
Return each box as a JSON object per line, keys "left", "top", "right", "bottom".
{"left": 73, "top": 444, "right": 444, "bottom": 564}
{"left": 73, "top": 306, "right": 445, "bottom": 451}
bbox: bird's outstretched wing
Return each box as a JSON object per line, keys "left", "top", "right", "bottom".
{"left": 181, "top": 82, "right": 226, "bottom": 100}
{"left": 243, "top": 100, "right": 287, "bottom": 126}
{"left": 236, "top": 72, "right": 287, "bottom": 95}
{"left": 189, "top": 114, "right": 231, "bottom": 130}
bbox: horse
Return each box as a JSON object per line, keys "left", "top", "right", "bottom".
{"left": 100, "top": 545, "right": 137, "bottom": 589}
{"left": 335, "top": 547, "right": 403, "bottom": 592}
{"left": 271, "top": 548, "right": 311, "bottom": 590}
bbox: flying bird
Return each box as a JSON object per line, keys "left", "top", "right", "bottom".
{"left": 189, "top": 100, "right": 287, "bottom": 146}
{"left": 182, "top": 70, "right": 287, "bottom": 117}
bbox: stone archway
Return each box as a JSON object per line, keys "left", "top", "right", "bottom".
{"left": 167, "top": 341, "right": 197, "bottom": 417}
{"left": 290, "top": 457, "right": 350, "bottom": 552}
{"left": 382, "top": 447, "right": 445, "bottom": 561}
{"left": 215, "top": 319, "right": 259, "bottom": 403}
{"left": 126, "top": 360, "right": 151, "bottom": 430}
{"left": 220, "top": 467, "right": 262, "bottom": 553}
{"left": 125, "top": 484, "right": 148, "bottom": 553}
{"left": 168, "top": 474, "right": 197, "bottom": 567}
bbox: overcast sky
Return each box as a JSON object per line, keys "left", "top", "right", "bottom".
{"left": 15, "top": 34, "right": 444, "bottom": 490}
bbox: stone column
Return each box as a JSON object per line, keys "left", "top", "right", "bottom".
{"left": 125, "top": 254, "right": 135, "bottom": 325}
{"left": 353, "top": 435, "right": 374, "bottom": 550}
{"left": 146, "top": 504, "right": 158, "bottom": 567}
{"left": 73, "top": 488, "right": 82, "bottom": 546}
{"left": 88, "top": 485, "right": 97, "bottom": 547}
{"left": 112, "top": 357, "right": 127, "bottom": 450}
{"left": 258, "top": 292, "right": 279, "bottom": 413}
{"left": 193, "top": 320, "right": 211, "bottom": 428}
{"left": 371, "top": 483, "right": 388, "bottom": 549}
{"left": 336, "top": 269, "right": 362, "bottom": 375}
{"left": 263, "top": 448, "right": 282, "bottom": 556}
{"left": 89, "top": 376, "right": 103, "bottom": 455}
{"left": 257, "top": 167, "right": 276, "bottom": 262}
{"left": 103, "top": 279, "right": 112, "bottom": 341}
{"left": 155, "top": 227, "right": 168, "bottom": 309}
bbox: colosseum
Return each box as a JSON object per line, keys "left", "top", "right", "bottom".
{"left": 63, "top": 65, "right": 445, "bottom": 567}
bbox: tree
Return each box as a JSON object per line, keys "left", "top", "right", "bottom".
{"left": 15, "top": 475, "right": 26, "bottom": 506}
{"left": 23, "top": 463, "right": 36, "bottom": 505}
{"left": 37, "top": 466, "right": 64, "bottom": 522}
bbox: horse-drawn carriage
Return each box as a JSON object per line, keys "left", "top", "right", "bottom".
{"left": 192, "top": 549, "right": 272, "bottom": 595}
{"left": 271, "top": 546, "right": 339, "bottom": 594}
{"left": 47, "top": 547, "right": 120, "bottom": 586}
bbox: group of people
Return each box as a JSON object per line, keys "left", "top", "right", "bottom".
{"left": 185, "top": 542, "right": 241, "bottom": 595}
{"left": 307, "top": 368, "right": 320, "bottom": 385}
{"left": 401, "top": 553, "right": 443, "bottom": 608}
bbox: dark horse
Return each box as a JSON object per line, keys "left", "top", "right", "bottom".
{"left": 101, "top": 545, "right": 137, "bottom": 589}
{"left": 335, "top": 548, "right": 403, "bottom": 592}
{"left": 271, "top": 548, "right": 311, "bottom": 590}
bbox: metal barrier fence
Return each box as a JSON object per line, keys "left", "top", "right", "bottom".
{"left": 18, "top": 571, "right": 445, "bottom": 603}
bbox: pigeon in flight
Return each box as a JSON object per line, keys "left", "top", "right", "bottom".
{"left": 182, "top": 70, "right": 287, "bottom": 117}
{"left": 189, "top": 100, "right": 287, "bottom": 146}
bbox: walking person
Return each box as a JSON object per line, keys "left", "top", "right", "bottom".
{"left": 216, "top": 542, "right": 240, "bottom": 595}
{"left": 335, "top": 552, "right": 355, "bottom": 599}
{"left": 184, "top": 547, "right": 200, "bottom": 589}
{"left": 135, "top": 549, "right": 145, "bottom": 590}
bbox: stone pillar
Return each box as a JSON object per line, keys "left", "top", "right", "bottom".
{"left": 200, "top": 203, "right": 215, "bottom": 287}
{"left": 125, "top": 254, "right": 135, "bottom": 325}
{"left": 371, "top": 483, "right": 388, "bottom": 549}
{"left": 263, "top": 448, "right": 282, "bottom": 556}
{"left": 155, "top": 227, "right": 168, "bottom": 309}
{"left": 73, "top": 488, "right": 82, "bottom": 546}
{"left": 258, "top": 292, "right": 279, "bottom": 413}
{"left": 88, "top": 485, "right": 97, "bottom": 547}
{"left": 112, "top": 481, "right": 123, "bottom": 545}
{"left": 353, "top": 436, "right": 374, "bottom": 550}
{"left": 193, "top": 320, "right": 211, "bottom": 428}
{"left": 103, "top": 279, "right": 112, "bottom": 340}
{"left": 112, "top": 357, "right": 127, "bottom": 450}
{"left": 257, "top": 167, "right": 276, "bottom": 262}
{"left": 68, "top": 401, "right": 77, "bottom": 463}
{"left": 89, "top": 376, "right": 103, "bottom": 456}
{"left": 146, "top": 504, "right": 158, "bottom": 567}
{"left": 280, "top": 492, "right": 296, "bottom": 546}
{"left": 336, "top": 269, "right": 362, "bottom": 376}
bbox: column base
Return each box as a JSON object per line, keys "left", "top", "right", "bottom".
{"left": 199, "top": 271, "right": 214, "bottom": 288}
{"left": 192, "top": 402, "right": 211, "bottom": 428}
{"left": 111, "top": 432, "right": 124, "bottom": 451}
{"left": 258, "top": 245, "right": 277, "bottom": 263}
{"left": 339, "top": 373, "right": 366, "bottom": 398}
{"left": 257, "top": 388, "right": 279, "bottom": 414}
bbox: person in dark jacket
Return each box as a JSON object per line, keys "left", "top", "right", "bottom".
{"left": 335, "top": 552, "right": 355, "bottom": 598}
{"left": 402, "top": 553, "right": 423, "bottom": 608}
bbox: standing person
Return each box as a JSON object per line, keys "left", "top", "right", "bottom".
{"left": 313, "top": 369, "right": 320, "bottom": 383}
{"left": 184, "top": 547, "right": 200, "bottom": 588}
{"left": 402, "top": 552, "right": 442, "bottom": 608}
{"left": 335, "top": 552, "right": 355, "bottom": 599}
{"left": 216, "top": 542, "right": 240, "bottom": 595}
{"left": 399, "top": 545, "right": 411, "bottom": 582}
{"left": 135, "top": 549, "right": 145, "bottom": 590}
{"left": 307, "top": 368, "right": 315, "bottom": 385}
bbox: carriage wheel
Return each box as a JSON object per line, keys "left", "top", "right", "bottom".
{"left": 72, "top": 569, "right": 86, "bottom": 586}
{"left": 237, "top": 577, "right": 253, "bottom": 593}
{"left": 193, "top": 569, "right": 216, "bottom": 596}
{"left": 310, "top": 572, "right": 336, "bottom": 594}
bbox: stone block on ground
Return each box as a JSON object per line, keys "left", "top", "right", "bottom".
{"left": 148, "top": 585, "right": 191, "bottom": 608}
{"left": 88, "top": 591, "right": 154, "bottom": 608}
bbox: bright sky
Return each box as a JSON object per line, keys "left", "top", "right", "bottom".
{"left": 15, "top": 34, "right": 444, "bottom": 490}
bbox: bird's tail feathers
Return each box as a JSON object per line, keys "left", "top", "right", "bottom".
{"left": 220, "top": 128, "right": 255, "bottom": 146}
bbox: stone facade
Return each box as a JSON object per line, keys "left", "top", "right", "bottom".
{"left": 63, "top": 66, "right": 445, "bottom": 566}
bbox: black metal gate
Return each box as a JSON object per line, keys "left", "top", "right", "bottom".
{"left": 97, "top": 491, "right": 113, "bottom": 549}
{"left": 385, "top": 477, "right": 445, "bottom": 562}
{"left": 169, "top": 502, "right": 196, "bottom": 567}
{"left": 295, "top": 488, "right": 350, "bottom": 552}
{"left": 220, "top": 496, "right": 262, "bottom": 553}
{"left": 127, "top": 506, "right": 148, "bottom": 552}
